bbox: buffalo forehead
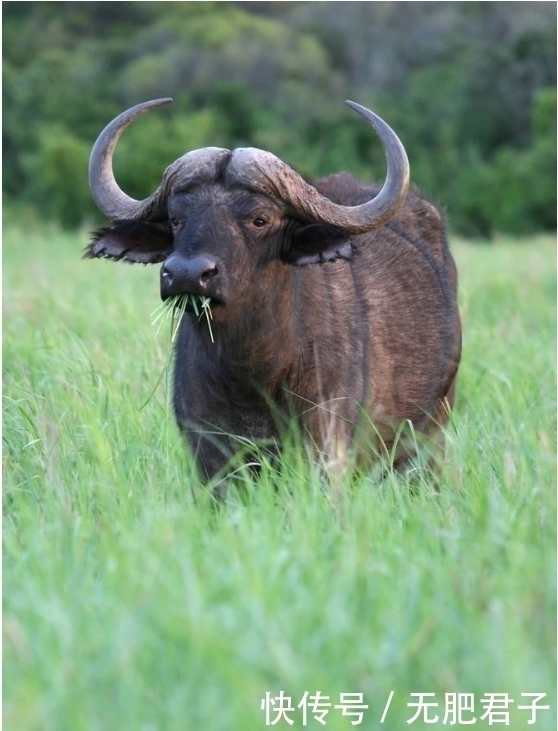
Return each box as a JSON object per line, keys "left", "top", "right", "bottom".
{"left": 163, "top": 145, "right": 312, "bottom": 209}
{"left": 226, "top": 147, "right": 304, "bottom": 200}
{"left": 166, "top": 147, "right": 231, "bottom": 195}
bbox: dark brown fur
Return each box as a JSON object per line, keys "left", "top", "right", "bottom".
{"left": 87, "top": 170, "right": 461, "bottom": 487}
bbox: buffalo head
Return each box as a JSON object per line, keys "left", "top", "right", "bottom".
{"left": 87, "top": 99, "right": 408, "bottom": 311}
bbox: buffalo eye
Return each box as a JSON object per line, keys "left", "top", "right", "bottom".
{"left": 170, "top": 218, "right": 180, "bottom": 230}
{"left": 252, "top": 217, "right": 267, "bottom": 228}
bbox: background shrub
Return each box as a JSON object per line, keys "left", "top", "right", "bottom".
{"left": 2, "top": 1, "right": 556, "bottom": 237}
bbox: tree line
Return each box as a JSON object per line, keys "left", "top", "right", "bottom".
{"left": 3, "top": 1, "right": 556, "bottom": 236}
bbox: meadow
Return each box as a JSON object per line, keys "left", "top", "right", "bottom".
{"left": 3, "top": 219, "right": 556, "bottom": 730}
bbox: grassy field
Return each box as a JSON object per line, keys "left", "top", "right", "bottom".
{"left": 3, "top": 219, "right": 556, "bottom": 731}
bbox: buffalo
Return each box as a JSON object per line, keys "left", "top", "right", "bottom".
{"left": 86, "top": 98, "right": 461, "bottom": 491}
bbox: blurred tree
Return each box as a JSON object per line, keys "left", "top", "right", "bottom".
{"left": 2, "top": 1, "right": 556, "bottom": 236}
{"left": 23, "top": 124, "right": 92, "bottom": 227}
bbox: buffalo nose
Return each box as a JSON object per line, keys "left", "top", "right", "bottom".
{"left": 160, "top": 254, "right": 219, "bottom": 300}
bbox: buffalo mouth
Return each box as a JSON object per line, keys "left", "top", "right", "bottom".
{"left": 153, "top": 293, "right": 222, "bottom": 343}
{"left": 165, "top": 293, "right": 222, "bottom": 315}
{"left": 159, "top": 293, "right": 220, "bottom": 343}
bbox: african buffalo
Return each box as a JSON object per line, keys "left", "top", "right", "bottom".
{"left": 86, "top": 98, "right": 461, "bottom": 490}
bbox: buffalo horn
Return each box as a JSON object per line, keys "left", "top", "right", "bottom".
{"left": 89, "top": 99, "right": 409, "bottom": 234}
{"left": 228, "top": 101, "right": 410, "bottom": 234}
{"left": 88, "top": 98, "right": 173, "bottom": 221}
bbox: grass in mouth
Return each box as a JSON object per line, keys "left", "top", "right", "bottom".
{"left": 151, "top": 294, "right": 214, "bottom": 343}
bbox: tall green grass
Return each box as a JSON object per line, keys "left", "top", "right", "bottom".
{"left": 3, "top": 219, "right": 556, "bottom": 731}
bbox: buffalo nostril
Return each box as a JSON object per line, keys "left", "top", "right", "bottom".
{"left": 199, "top": 265, "right": 218, "bottom": 284}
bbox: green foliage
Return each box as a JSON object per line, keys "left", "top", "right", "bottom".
{"left": 3, "top": 220, "right": 556, "bottom": 729}
{"left": 22, "top": 125, "right": 92, "bottom": 228}
{"left": 450, "top": 88, "right": 557, "bottom": 237}
{"left": 2, "top": 2, "right": 556, "bottom": 236}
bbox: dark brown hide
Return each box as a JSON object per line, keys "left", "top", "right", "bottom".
{"left": 86, "top": 100, "right": 461, "bottom": 488}
{"left": 167, "top": 176, "right": 460, "bottom": 481}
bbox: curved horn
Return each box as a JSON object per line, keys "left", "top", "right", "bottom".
{"left": 340, "top": 100, "right": 410, "bottom": 230}
{"left": 228, "top": 101, "right": 410, "bottom": 234}
{"left": 88, "top": 98, "right": 173, "bottom": 220}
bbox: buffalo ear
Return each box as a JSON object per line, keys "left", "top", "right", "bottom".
{"left": 84, "top": 220, "right": 173, "bottom": 264}
{"left": 284, "top": 224, "right": 353, "bottom": 266}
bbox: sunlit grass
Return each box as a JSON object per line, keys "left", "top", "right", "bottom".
{"left": 3, "top": 220, "right": 556, "bottom": 731}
